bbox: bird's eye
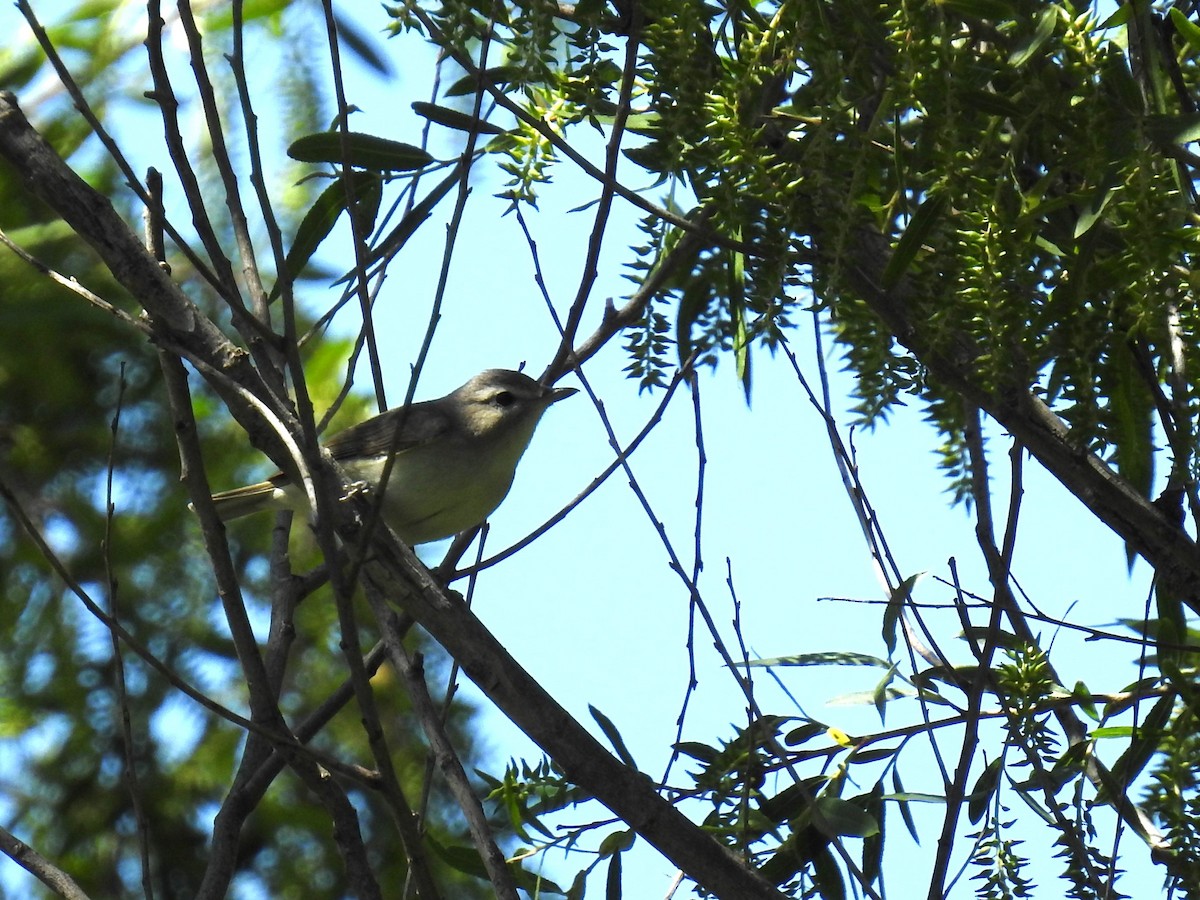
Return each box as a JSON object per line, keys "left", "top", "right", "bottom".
{"left": 494, "top": 391, "right": 516, "bottom": 408}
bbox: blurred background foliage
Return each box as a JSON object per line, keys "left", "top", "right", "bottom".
{"left": 0, "top": 2, "right": 494, "bottom": 897}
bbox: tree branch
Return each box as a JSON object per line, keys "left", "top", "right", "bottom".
{"left": 837, "top": 226, "right": 1200, "bottom": 610}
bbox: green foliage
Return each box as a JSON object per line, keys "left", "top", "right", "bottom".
{"left": 419, "top": 0, "right": 1200, "bottom": 499}
{"left": 0, "top": 6, "right": 495, "bottom": 899}
{"left": 968, "top": 819, "right": 1034, "bottom": 899}
{"left": 995, "top": 643, "right": 1059, "bottom": 766}
{"left": 1142, "top": 703, "right": 1200, "bottom": 897}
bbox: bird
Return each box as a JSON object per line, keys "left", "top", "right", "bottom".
{"left": 207, "top": 368, "right": 576, "bottom": 545}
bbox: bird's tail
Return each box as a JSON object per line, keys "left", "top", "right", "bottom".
{"left": 208, "top": 481, "right": 288, "bottom": 521}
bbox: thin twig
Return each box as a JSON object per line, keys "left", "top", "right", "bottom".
{"left": 143, "top": 1, "right": 241, "bottom": 302}
{"left": 661, "top": 368, "right": 705, "bottom": 788}
{"left": 102, "top": 365, "right": 155, "bottom": 900}
{"left": 370, "top": 596, "right": 519, "bottom": 900}
{"left": 0, "top": 228, "right": 151, "bottom": 336}
{"left": 174, "top": 1, "right": 270, "bottom": 327}
{"left": 406, "top": 5, "right": 755, "bottom": 253}
{"left": 547, "top": 2, "right": 643, "bottom": 377}
{"left": 321, "top": 0, "right": 387, "bottom": 411}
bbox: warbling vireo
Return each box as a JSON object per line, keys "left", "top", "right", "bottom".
{"left": 208, "top": 368, "right": 576, "bottom": 544}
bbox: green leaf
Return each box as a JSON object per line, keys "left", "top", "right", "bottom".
{"left": 598, "top": 829, "right": 635, "bottom": 858}
{"left": 1009, "top": 7, "right": 1058, "bottom": 67}
{"left": 606, "top": 848, "right": 622, "bottom": 899}
{"left": 1091, "top": 726, "right": 1135, "bottom": 739}
{"left": 873, "top": 663, "right": 899, "bottom": 723}
{"left": 862, "top": 786, "right": 885, "bottom": 885}
{"left": 783, "top": 722, "right": 826, "bottom": 746}
{"left": 1107, "top": 342, "right": 1154, "bottom": 545}
{"left": 273, "top": 172, "right": 381, "bottom": 300}
{"left": 1170, "top": 7, "right": 1200, "bottom": 57}
{"left": 287, "top": 131, "right": 434, "bottom": 171}
{"left": 747, "top": 651, "right": 892, "bottom": 668}
{"left": 1007, "top": 776, "right": 1058, "bottom": 825}
{"left": 593, "top": 112, "right": 661, "bottom": 136}
{"left": 1099, "top": 4, "right": 1131, "bottom": 28}
{"left": 1075, "top": 182, "right": 1118, "bottom": 237}
{"left": 1155, "top": 582, "right": 1187, "bottom": 665}
{"left": 673, "top": 740, "right": 720, "bottom": 763}
{"left": 883, "top": 791, "right": 945, "bottom": 805}
{"left": 883, "top": 573, "right": 921, "bottom": 655}
{"left": 813, "top": 796, "right": 880, "bottom": 838}
{"left": 425, "top": 837, "right": 488, "bottom": 879}
{"left": 623, "top": 141, "right": 671, "bottom": 173}
{"left": 891, "top": 770, "right": 923, "bottom": 843}
{"left": 939, "top": 0, "right": 1018, "bottom": 19}
{"left": 426, "top": 836, "right": 568, "bottom": 895}
{"left": 362, "top": 163, "right": 464, "bottom": 267}
{"left": 675, "top": 277, "right": 708, "bottom": 369}
{"left": 1143, "top": 113, "right": 1200, "bottom": 147}
{"left": 591, "top": 705, "right": 638, "bottom": 768}
{"left": 883, "top": 192, "right": 948, "bottom": 288}
{"left": 1072, "top": 681, "right": 1099, "bottom": 722}
{"left": 960, "top": 626, "right": 1027, "bottom": 651}
{"left": 444, "top": 64, "right": 526, "bottom": 97}
{"left": 810, "top": 846, "right": 847, "bottom": 900}
{"left": 728, "top": 233, "right": 750, "bottom": 401}
{"left": 828, "top": 687, "right": 914, "bottom": 707}
{"left": 1099, "top": 695, "right": 1173, "bottom": 805}
{"left": 967, "top": 757, "right": 1002, "bottom": 824}
{"left": 411, "top": 101, "right": 509, "bottom": 135}
{"left": 332, "top": 9, "right": 392, "bottom": 76}
{"left": 566, "top": 869, "right": 587, "bottom": 900}
{"left": 848, "top": 744, "right": 898, "bottom": 765}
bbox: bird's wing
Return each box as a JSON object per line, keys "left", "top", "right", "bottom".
{"left": 322, "top": 401, "right": 453, "bottom": 461}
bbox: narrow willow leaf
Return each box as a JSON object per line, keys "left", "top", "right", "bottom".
{"left": 1108, "top": 341, "right": 1154, "bottom": 568}
{"left": 411, "top": 101, "right": 509, "bottom": 135}
{"left": 783, "top": 722, "right": 826, "bottom": 746}
{"left": 747, "top": 651, "right": 892, "bottom": 668}
{"left": 940, "top": 0, "right": 1018, "bottom": 18}
{"left": 848, "top": 744, "right": 898, "bottom": 765}
{"left": 882, "top": 573, "right": 921, "bottom": 656}
{"left": 598, "top": 829, "right": 635, "bottom": 858}
{"left": 1170, "top": 7, "right": 1200, "bottom": 56}
{"left": 882, "top": 192, "right": 947, "bottom": 288}
{"left": 1073, "top": 184, "right": 1117, "bottom": 238}
{"left": 1072, "top": 681, "right": 1099, "bottom": 722}
{"left": 810, "top": 845, "right": 847, "bottom": 900}
{"left": 892, "top": 770, "right": 923, "bottom": 843}
{"left": 606, "top": 848, "right": 622, "bottom": 899}
{"left": 1009, "top": 7, "right": 1058, "bottom": 67}
{"left": 967, "top": 757, "right": 1002, "bottom": 825}
{"left": 728, "top": 235, "right": 750, "bottom": 401}
{"left": 444, "top": 64, "right": 525, "bottom": 97}
{"left": 288, "top": 131, "right": 434, "bottom": 171}
{"left": 1103, "top": 694, "right": 1172, "bottom": 802}
{"left": 883, "top": 791, "right": 945, "bottom": 804}
{"left": 591, "top": 705, "right": 638, "bottom": 768}
{"left": 673, "top": 740, "right": 720, "bottom": 762}
{"left": 274, "top": 173, "right": 381, "bottom": 300}
{"left": 1144, "top": 113, "right": 1200, "bottom": 147}
{"left": 813, "top": 796, "right": 880, "bottom": 838}
{"left": 862, "top": 786, "right": 885, "bottom": 885}
{"left": 873, "top": 663, "right": 900, "bottom": 723}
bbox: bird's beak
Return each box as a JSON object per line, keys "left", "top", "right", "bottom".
{"left": 548, "top": 385, "right": 578, "bottom": 403}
